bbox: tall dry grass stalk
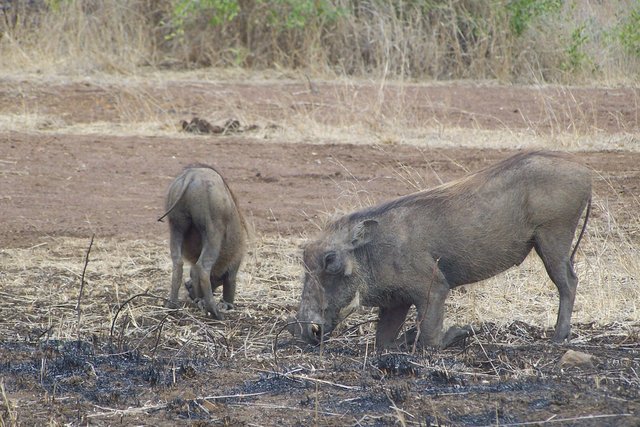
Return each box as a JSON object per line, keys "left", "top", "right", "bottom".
{"left": 0, "top": 0, "right": 638, "bottom": 84}
{"left": 0, "top": 1, "right": 157, "bottom": 74}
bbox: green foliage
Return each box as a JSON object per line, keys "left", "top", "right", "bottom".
{"left": 169, "top": 0, "right": 343, "bottom": 33}
{"left": 170, "top": 0, "right": 240, "bottom": 39}
{"left": 507, "top": 0, "right": 563, "bottom": 36}
{"left": 561, "top": 23, "right": 590, "bottom": 72}
{"left": 618, "top": 7, "right": 640, "bottom": 57}
{"left": 44, "top": 0, "right": 73, "bottom": 12}
{"left": 261, "top": 0, "right": 344, "bottom": 30}
{"left": 17, "top": 0, "right": 634, "bottom": 82}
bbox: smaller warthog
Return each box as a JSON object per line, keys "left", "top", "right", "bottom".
{"left": 292, "top": 151, "right": 592, "bottom": 349}
{"left": 159, "top": 164, "right": 247, "bottom": 319}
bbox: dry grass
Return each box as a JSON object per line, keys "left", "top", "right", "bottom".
{"left": 0, "top": 184, "right": 637, "bottom": 357}
{"left": 0, "top": 73, "right": 638, "bottom": 152}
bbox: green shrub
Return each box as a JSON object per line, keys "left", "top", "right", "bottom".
{"left": 618, "top": 6, "right": 640, "bottom": 57}
{"left": 507, "top": 0, "right": 563, "bottom": 37}
{"left": 562, "top": 23, "right": 591, "bottom": 73}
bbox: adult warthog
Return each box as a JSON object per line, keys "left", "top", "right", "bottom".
{"left": 159, "top": 164, "right": 247, "bottom": 319}
{"left": 292, "top": 151, "right": 592, "bottom": 349}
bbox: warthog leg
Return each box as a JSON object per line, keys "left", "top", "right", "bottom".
{"left": 376, "top": 304, "right": 411, "bottom": 349}
{"left": 442, "top": 325, "right": 473, "bottom": 347}
{"left": 193, "top": 232, "right": 224, "bottom": 320}
{"left": 184, "top": 278, "right": 198, "bottom": 301}
{"left": 415, "top": 276, "right": 450, "bottom": 349}
{"left": 222, "top": 265, "right": 239, "bottom": 309}
{"left": 167, "top": 226, "right": 185, "bottom": 310}
{"left": 186, "top": 274, "right": 235, "bottom": 311}
{"left": 534, "top": 225, "right": 579, "bottom": 342}
{"left": 399, "top": 324, "right": 472, "bottom": 349}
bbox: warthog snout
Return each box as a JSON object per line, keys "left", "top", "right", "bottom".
{"left": 286, "top": 316, "right": 324, "bottom": 344}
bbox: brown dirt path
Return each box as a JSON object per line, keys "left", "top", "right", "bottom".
{"left": 1, "top": 132, "right": 639, "bottom": 248}
{"left": 0, "top": 79, "right": 638, "bottom": 133}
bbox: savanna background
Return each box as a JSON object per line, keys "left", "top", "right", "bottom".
{"left": 0, "top": 0, "right": 639, "bottom": 425}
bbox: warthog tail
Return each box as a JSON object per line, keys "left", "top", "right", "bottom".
{"left": 570, "top": 197, "right": 591, "bottom": 263}
{"left": 157, "top": 175, "right": 191, "bottom": 222}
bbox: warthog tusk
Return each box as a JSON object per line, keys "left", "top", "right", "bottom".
{"left": 338, "top": 291, "right": 360, "bottom": 320}
{"left": 311, "top": 324, "right": 320, "bottom": 333}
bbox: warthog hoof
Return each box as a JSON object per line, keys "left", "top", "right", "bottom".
{"left": 165, "top": 300, "right": 181, "bottom": 310}
{"left": 397, "top": 325, "right": 474, "bottom": 349}
{"left": 218, "top": 300, "right": 235, "bottom": 311}
{"left": 194, "top": 299, "right": 225, "bottom": 320}
{"left": 441, "top": 325, "right": 474, "bottom": 348}
{"left": 185, "top": 279, "right": 197, "bottom": 300}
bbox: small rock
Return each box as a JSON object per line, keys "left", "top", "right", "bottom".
{"left": 559, "top": 349, "right": 597, "bottom": 369}
{"left": 181, "top": 117, "right": 222, "bottom": 134}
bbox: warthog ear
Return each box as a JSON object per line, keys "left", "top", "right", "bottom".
{"left": 350, "top": 219, "right": 378, "bottom": 249}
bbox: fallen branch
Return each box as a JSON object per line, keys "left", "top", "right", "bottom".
{"left": 201, "top": 391, "right": 267, "bottom": 400}
{"left": 229, "top": 401, "right": 344, "bottom": 417}
{"left": 256, "top": 368, "right": 361, "bottom": 391}
{"left": 88, "top": 392, "right": 268, "bottom": 418}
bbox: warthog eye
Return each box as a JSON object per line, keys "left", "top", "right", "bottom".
{"left": 323, "top": 251, "right": 342, "bottom": 274}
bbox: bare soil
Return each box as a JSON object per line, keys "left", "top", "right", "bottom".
{"left": 0, "top": 78, "right": 639, "bottom": 426}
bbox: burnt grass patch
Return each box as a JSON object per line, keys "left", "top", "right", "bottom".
{"left": 0, "top": 321, "right": 638, "bottom": 425}
{"left": 0, "top": 339, "right": 211, "bottom": 407}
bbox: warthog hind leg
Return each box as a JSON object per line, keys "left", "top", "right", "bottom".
{"left": 222, "top": 266, "right": 239, "bottom": 309}
{"left": 166, "top": 226, "right": 185, "bottom": 310}
{"left": 534, "top": 225, "right": 579, "bottom": 342}
{"left": 442, "top": 325, "right": 473, "bottom": 348}
{"left": 194, "top": 233, "right": 224, "bottom": 320}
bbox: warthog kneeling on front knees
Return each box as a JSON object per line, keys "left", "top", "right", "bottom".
{"left": 159, "top": 164, "right": 247, "bottom": 319}
{"left": 291, "top": 151, "right": 592, "bottom": 349}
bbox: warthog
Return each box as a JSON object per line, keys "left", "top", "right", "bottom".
{"left": 292, "top": 151, "right": 592, "bottom": 349}
{"left": 158, "top": 164, "right": 247, "bottom": 319}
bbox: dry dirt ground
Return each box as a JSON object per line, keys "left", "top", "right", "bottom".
{"left": 0, "top": 76, "right": 639, "bottom": 426}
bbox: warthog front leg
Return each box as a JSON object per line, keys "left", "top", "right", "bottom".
{"left": 186, "top": 272, "right": 235, "bottom": 311}
{"left": 376, "top": 304, "right": 411, "bottom": 349}
{"left": 414, "top": 277, "right": 451, "bottom": 349}
{"left": 399, "top": 324, "right": 472, "bottom": 349}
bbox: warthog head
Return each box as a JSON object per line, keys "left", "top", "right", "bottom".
{"left": 292, "top": 219, "right": 377, "bottom": 344}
